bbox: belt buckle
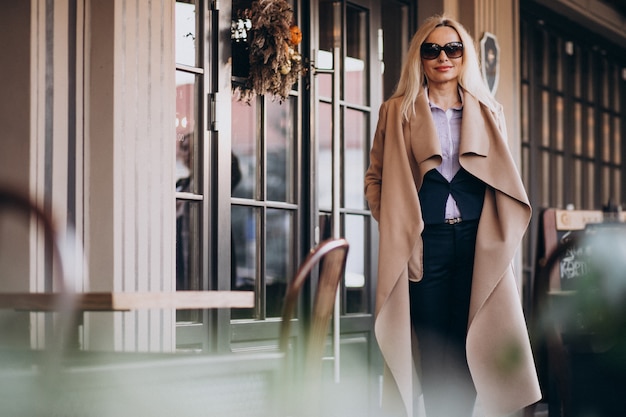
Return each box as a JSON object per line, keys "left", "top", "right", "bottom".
{"left": 444, "top": 217, "right": 462, "bottom": 225}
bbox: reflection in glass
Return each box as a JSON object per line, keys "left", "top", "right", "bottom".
{"left": 602, "top": 167, "right": 610, "bottom": 205}
{"left": 587, "top": 55, "right": 595, "bottom": 101}
{"left": 574, "top": 103, "right": 582, "bottom": 155}
{"left": 345, "top": 5, "right": 368, "bottom": 105}
{"left": 574, "top": 159, "right": 582, "bottom": 208}
{"left": 176, "top": 200, "right": 200, "bottom": 291}
{"left": 613, "top": 169, "right": 621, "bottom": 205}
{"left": 541, "top": 91, "right": 550, "bottom": 147}
{"left": 266, "top": 98, "right": 295, "bottom": 203}
{"left": 555, "top": 96, "right": 563, "bottom": 150}
{"left": 175, "top": 67, "right": 200, "bottom": 299}
{"left": 540, "top": 32, "right": 550, "bottom": 87}
{"left": 601, "top": 60, "right": 610, "bottom": 109}
{"left": 541, "top": 152, "right": 550, "bottom": 207}
{"left": 317, "top": 0, "right": 335, "bottom": 99}
{"left": 345, "top": 215, "right": 366, "bottom": 314}
{"left": 175, "top": 1, "right": 198, "bottom": 67}
{"left": 318, "top": 102, "right": 332, "bottom": 209}
{"left": 555, "top": 155, "right": 563, "bottom": 208}
{"left": 614, "top": 67, "right": 621, "bottom": 112}
{"left": 317, "top": 53, "right": 333, "bottom": 98}
{"left": 174, "top": 1, "right": 202, "bottom": 328}
{"left": 265, "top": 209, "right": 295, "bottom": 317}
{"left": 573, "top": 46, "right": 581, "bottom": 98}
{"left": 586, "top": 162, "right": 595, "bottom": 208}
{"left": 344, "top": 109, "right": 366, "bottom": 210}
{"left": 586, "top": 106, "right": 595, "bottom": 157}
{"left": 176, "top": 71, "right": 199, "bottom": 194}
{"left": 602, "top": 113, "right": 610, "bottom": 163}
{"left": 231, "top": 205, "right": 258, "bottom": 319}
{"left": 232, "top": 97, "right": 258, "bottom": 199}
{"left": 614, "top": 118, "right": 621, "bottom": 164}
{"left": 176, "top": 130, "right": 194, "bottom": 194}
{"left": 554, "top": 37, "right": 563, "bottom": 92}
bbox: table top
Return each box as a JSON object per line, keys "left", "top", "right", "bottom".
{"left": 0, "top": 291, "right": 254, "bottom": 311}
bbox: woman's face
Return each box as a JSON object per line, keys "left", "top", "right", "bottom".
{"left": 421, "top": 26, "right": 463, "bottom": 86}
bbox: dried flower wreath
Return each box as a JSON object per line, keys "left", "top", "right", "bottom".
{"left": 234, "top": 0, "right": 303, "bottom": 103}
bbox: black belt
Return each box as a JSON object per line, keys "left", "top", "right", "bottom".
{"left": 443, "top": 217, "right": 462, "bottom": 225}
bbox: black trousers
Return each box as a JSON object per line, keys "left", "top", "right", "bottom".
{"left": 409, "top": 219, "right": 478, "bottom": 417}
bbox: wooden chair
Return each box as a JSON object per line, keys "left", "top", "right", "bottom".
{"left": 534, "top": 223, "right": 626, "bottom": 416}
{"left": 0, "top": 187, "right": 76, "bottom": 351}
{"left": 0, "top": 189, "right": 283, "bottom": 416}
{"left": 0, "top": 188, "right": 62, "bottom": 272}
{"left": 278, "top": 238, "right": 349, "bottom": 416}
{"left": 533, "top": 234, "right": 577, "bottom": 416}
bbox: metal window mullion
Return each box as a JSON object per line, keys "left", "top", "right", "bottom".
{"left": 563, "top": 46, "right": 576, "bottom": 208}
{"left": 257, "top": 206, "right": 266, "bottom": 320}
{"left": 197, "top": 0, "right": 209, "bottom": 291}
{"left": 257, "top": 95, "right": 268, "bottom": 320}
{"left": 200, "top": 0, "right": 215, "bottom": 351}
{"left": 231, "top": 198, "right": 297, "bottom": 210}
{"left": 331, "top": 0, "right": 342, "bottom": 384}
{"left": 593, "top": 64, "right": 604, "bottom": 208}
{"left": 176, "top": 63, "right": 204, "bottom": 75}
{"left": 176, "top": 192, "right": 204, "bottom": 201}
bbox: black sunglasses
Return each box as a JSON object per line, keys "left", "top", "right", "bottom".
{"left": 420, "top": 42, "right": 464, "bottom": 60}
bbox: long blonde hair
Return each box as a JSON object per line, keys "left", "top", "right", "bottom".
{"left": 391, "top": 15, "right": 499, "bottom": 121}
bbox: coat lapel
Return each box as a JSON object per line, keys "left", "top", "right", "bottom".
{"left": 459, "top": 93, "right": 490, "bottom": 157}
{"left": 459, "top": 92, "right": 529, "bottom": 206}
{"left": 410, "top": 88, "right": 491, "bottom": 165}
{"left": 460, "top": 92, "right": 539, "bottom": 414}
{"left": 409, "top": 91, "right": 441, "bottom": 187}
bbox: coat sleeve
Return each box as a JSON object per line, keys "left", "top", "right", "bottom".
{"left": 364, "top": 102, "right": 388, "bottom": 221}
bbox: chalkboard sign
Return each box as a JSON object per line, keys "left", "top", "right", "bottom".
{"left": 557, "top": 233, "right": 587, "bottom": 291}
{"left": 541, "top": 209, "right": 626, "bottom": 291}
{"left": 536, "top": 209, "right": 604, "bottom": 293}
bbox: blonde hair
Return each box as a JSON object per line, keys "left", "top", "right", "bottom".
{"left": 391, "top": 15, "right": 499, "bottom": 121}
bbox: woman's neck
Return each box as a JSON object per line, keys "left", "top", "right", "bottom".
{"left": 427, "top": 82, "right": 461, "bottom": 111}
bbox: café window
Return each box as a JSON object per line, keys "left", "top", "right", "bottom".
{"left": 520, "top": 10, "right": 624, "bottom": 212}
{"left": 315, "top": 1, "right": 374, "bottom": 315}
{"left": 175, "top": 0, "right": 206, "bottom": 328}
{"left": 520, "top": 4, "right": 625, "bottom": 288}
{"left": 230, "top": 0, "right": 301, "bottom": 320}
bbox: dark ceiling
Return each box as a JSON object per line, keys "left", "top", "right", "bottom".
{"left": 602, "top": 0, "right": 626, "bottom": 15}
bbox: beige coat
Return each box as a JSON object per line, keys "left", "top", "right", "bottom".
{"left": 364, "top": 89, "right": 541, "bottom": 417}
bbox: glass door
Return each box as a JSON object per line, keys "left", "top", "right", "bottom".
{"left": 229, "top": 0, "right": 304, "bottom": 349}
{"left": 312, "top": 0, "right": 382, "bottom": 413}
{"left": 175, "top": 0, "right": 210, "bottom": 349}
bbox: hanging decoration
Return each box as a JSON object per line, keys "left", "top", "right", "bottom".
{"left": 232, "top": 0, "right": 303, "bottom": 103}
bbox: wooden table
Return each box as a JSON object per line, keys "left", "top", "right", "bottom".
{"left": 0, "top": 291, "right": 255, "bottom": 311}
{"left": 0, "top": 291, "right": 255, "bottom": 350}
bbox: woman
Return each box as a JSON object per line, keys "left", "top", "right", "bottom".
{"left": 364, "top": 15, "right": 541, "bottom": 417}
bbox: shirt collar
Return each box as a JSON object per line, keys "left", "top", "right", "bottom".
{"left": 425, "top": 86, "right": 464, "bottom": 111}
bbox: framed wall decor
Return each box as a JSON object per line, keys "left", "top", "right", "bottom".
{"left": 480, "top": 32, "right": 500, "bottom": 95}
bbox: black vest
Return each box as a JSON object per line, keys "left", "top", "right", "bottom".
{"left": 418, "top": 168, "right": 486, "bottom": 224}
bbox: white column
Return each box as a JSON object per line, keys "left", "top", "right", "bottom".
{"left": 85, "top": 0, "right": 176, "bottom": 352}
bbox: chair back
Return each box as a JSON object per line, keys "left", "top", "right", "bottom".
{"left": 535, "top": 224, "right": 626, "bottom": 416}
{"left": 278, "top": 238, "right": 349, "bottom": 413}
{"left": 0, "top": 187, "right": 67, "bottom": 290}
{"left": 0, "top": 187, "right": 77, "bottom": 354}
